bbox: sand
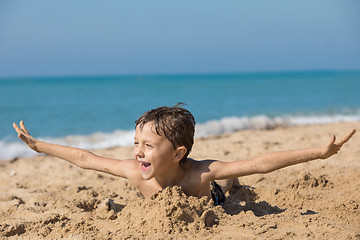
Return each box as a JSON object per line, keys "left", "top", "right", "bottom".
{"left": 0, "top": 122, "right": 359, "bottom": 239}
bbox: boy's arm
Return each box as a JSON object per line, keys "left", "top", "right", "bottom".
{"left": 209, "top": 129, "right": 356, "bottom": 180}
{"left": 13, "top": 121, "right": 133, "bottom": 178}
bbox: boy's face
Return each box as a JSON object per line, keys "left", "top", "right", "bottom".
{"left": 134, "top": 122, "right": 178, "bottom": 180}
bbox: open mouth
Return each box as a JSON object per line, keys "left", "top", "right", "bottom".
{"left": 139, "top": 161, "right": 151, "bottom": 172}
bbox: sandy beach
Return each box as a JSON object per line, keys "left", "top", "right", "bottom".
{"left": 1, "top": 121, "right": 359, "bottom": 239}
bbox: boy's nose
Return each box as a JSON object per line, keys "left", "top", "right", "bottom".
{"left": 134, "top": 145, "right": 145, "bottom": 158}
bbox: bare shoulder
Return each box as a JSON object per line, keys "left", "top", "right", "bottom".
{"left": 185, "top": 158, "right": 248, "bottom": 181}
{"left": 183, "top": 158, "right": 221, "bottom": 178}
{"left": 184, "top": 158, "right": 211, "bottom": 169}
{"left": 180, "top": 159, "right": 225, "bottom": 196}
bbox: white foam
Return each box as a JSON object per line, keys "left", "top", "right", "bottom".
{"left": 195, "top": 114, "right": 360, "bottom": 137}
{"left": 40, "top": 129, "right": 135, "bottom": 150}
{"left": 0, "top": 141, "right": 38, "bottom": 160}
{"left": 286, "top": 114, "right": 360, "bottom": 125}
{"left": 0, "top": 129, "right": 135, "bottom": 161}
{"left": 1, "top": 113, "right": 360, "bottom": 160}
{"left": 195, "top": 115, "right": 288, "bottom": 137}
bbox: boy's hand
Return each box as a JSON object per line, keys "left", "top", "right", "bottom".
{"left": 320, "top": 129, "right": 356, "bottom": 159}
{"left": 13, "top": 121, "right": 40, "bottom": 153}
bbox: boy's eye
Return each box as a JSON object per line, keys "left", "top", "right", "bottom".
{"left": 145, "top": 143, "right": 153, "bottom": 148}
{"left": 134, "top": 142, "right": 139, "bottom": 145}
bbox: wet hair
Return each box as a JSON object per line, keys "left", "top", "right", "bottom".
{"left": 135, "top": 104, "right": 195, "bottom": 167}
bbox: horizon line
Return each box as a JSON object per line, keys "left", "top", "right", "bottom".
{"left": 1, "top": 68, "right": 360, "bottom": 80}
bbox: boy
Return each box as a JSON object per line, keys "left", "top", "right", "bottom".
{"left": 13, "top": 106, "right": 356, "bottom": 205}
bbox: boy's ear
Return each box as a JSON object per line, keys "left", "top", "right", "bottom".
{"left": 174, "top": 146, "right": 187, "bottom": 162}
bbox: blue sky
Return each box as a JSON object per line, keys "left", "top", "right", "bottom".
{"left": 0, "top": 0, "right": 359, "bottom": 77}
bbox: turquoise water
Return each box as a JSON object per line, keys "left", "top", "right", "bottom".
{"left": 1, "top": 71, "right": 360, "bottom": 159}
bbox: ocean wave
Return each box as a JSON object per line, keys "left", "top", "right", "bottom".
{"left": 195, "top": 114, "right": 360, "bottom": 137}
{"left": 195, "top": 115, "right": 288, "bottom": 137}
{"left": 0, "top": 130, "right": 135, "bottom": 161}
{"left": 1, "top": 114, "right": 360, "bottom": 160}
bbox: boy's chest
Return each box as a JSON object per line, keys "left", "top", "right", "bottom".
{"left": 179, "top": 178, "right": 212, "bottom": 198}
{"left": 134, "top": 181, "right": 162, "bottom": 198}
{"left": 136, "top": 178, "right": 211, "bottom": 199}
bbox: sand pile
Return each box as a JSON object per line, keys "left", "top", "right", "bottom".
{"left": 108, "top": 186, "right": 226, "bottom": 239}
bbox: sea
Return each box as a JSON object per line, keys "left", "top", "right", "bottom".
{"left": 1, "top": 71, "right": 360, "bottom": 160}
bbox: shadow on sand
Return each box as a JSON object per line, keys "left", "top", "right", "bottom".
{"left": 222, "top": 184, "right": 286, "bottom": 217}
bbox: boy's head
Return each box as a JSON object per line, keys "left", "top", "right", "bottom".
{"left": 135, "top": 105, "right": 196, "bottom": 166}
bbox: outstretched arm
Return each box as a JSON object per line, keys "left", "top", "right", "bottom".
{"left": 209, "top": 129, "right": 356, "bottom": 180}
{"left": 13, "top": 121, "right": 133, "bottom": 178}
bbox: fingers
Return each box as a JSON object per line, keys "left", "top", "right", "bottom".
{"left": 20, "top": 120, "right": 30, "bottom": 134}
{"left": 13, "top": 122, "right": 24, "bottom": 140}
{"left": 13, "top": 121, "right": 30, "bottom": 136}
{"left": 13, "top": 122, "right": 21, "bottom": 134}
{"left": 337, "top": 129, "right": 356, "bottom": 146}
{"left": 20, "top": 120, "right": 25, "bottom": 129}
{"left": 327, "top": 134, "right": 336, "bottom": 148}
